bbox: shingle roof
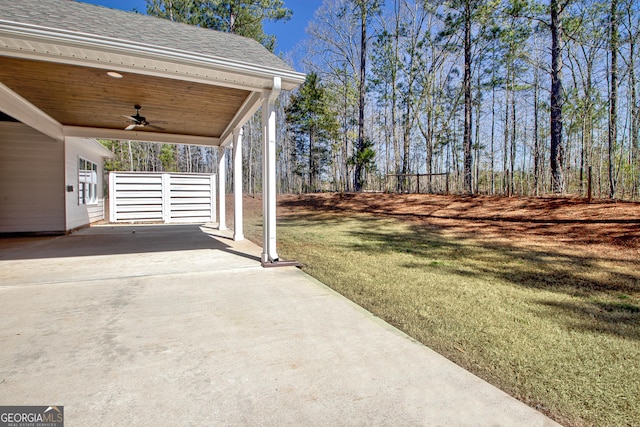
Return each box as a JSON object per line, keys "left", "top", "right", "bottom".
{"left": 0, "top": 0, "right": 294, "bottom": 72}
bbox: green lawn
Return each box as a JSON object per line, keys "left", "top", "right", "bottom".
{"left": 244, "top": 207, "right": 640, "bottom": 427}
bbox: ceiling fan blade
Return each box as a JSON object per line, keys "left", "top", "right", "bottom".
{"left": 124, "top": 123, "right": 137, "bottom": 130}
{"left": 123, "top": 115, "right": 137, "bottom": 121}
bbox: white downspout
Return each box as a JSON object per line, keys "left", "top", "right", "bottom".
{"left": 262, "top": 77, "right": 281, "bottom": 263}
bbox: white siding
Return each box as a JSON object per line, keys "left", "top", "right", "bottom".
{"left": 0, "top": 122, "right": 65, "bottom": 233}
{"left": 65, "top": 137, "right": 108, "bottom": 230}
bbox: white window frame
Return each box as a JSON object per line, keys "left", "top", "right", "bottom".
{"left": 78, "top": 157, "right": 98, "bottom": 205}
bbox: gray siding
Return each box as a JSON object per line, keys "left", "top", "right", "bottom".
{"left": 0, "top": 122, "right": 65, "bottom": 233}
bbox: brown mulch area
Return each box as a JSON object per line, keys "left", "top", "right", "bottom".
{"left": 243, "top": 192, "right": 640, "bottom": 262}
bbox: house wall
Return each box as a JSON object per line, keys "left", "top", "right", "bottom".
{"left": 65, "top": 137, "right": 108, "bottom": 231}
{"left": 0, "top": 122, "right": 65, "bottom": 233}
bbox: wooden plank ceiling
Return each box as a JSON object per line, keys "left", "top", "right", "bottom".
{"left": 0, "top": 57, "right": 251, "bottom": 138}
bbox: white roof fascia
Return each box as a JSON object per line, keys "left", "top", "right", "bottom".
{"left": 0, "top": 20, "right": 306, "bottom": 92}
{"left": 66, "top": 136, "right": 117, "bottom": 159}
{"left": 64, "top": 126, "right": 220, "bottom": 147}
{"left": 0, "top": 82, "right": 64, "bottom": 141}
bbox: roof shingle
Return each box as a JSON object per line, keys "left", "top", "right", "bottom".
{"left": 0, "top": 0, "right": 294, "bottom": 72}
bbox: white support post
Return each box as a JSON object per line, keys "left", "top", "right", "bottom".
{"left": 217, "top": 146, "right": 227, "bottom": 231}
{"left": 233, "top": 128, "right": 244, "bottom": 241}
{"left": 210, "top": 174, "right": 217, "bottom": 223}
{"left": 262, "top": 77, "right": 281, "bottom": 263}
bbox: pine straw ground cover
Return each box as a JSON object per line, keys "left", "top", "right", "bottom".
{"left": 240, "top": 193, "right": 640, "bottom": 427}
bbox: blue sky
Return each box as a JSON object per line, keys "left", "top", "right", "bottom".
{"left": 80, "top": 0, "right": 322, "bottom": 57}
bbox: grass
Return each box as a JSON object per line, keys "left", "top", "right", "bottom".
{"left": 244, "top": 208, "right": 640, "bottom": 427}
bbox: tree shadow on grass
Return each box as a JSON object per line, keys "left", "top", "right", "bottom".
{"left": 535, "top": 299, "right": 640, "bottom": 341}
{"left": 279, "top": 213, "right": 640, "bottom": 341}
{"left": 345, "top": 216, "right": 639, "bottom": 291}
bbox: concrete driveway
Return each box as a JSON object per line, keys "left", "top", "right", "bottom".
{"left": 0, "top": 224, "right": 559, "bottom": 426}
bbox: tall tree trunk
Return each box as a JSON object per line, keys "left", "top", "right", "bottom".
{"left": 383, "top": 102, "right": 390, "bottom": 181}
{"left": 127, "top": 140, "right": 134, "bottom": 171}
{"left": 354, "top": 2, "right": 368, "bottom": 192}
{"left": 427, "top": 106, "right": 434, "bottom": 192}
{"left": 474, "top": 65, "right": 481, "bottom": 194}
{"left": 186, "top": 144, "right": 192, "bottom": 173}
{"left": 550, "top": 0, "right": 565, "bottom": 193}
{"left": 463, "top": 0, "right": 473, "bottom": 194}
{"left": 609, "top": 0, "right": 619, "bottom": 199}
{"left": 392, "top": 1, "right": 400, "bottom": 185}
{"left": 490, "top": 44, "right": 497, "bottom": 195}
{"left": 510, "top": 81, "right": 516, "bottom": 195}
{"left": 503, "top": 65, "right": 510, "bottom": 195}
{"left": 402, "top": 106, "right": 411, "bottom": 192}
{"left": 533, "top": 62, "right": 541, "bottom": 196}
{"left": 343, "top": 67, "right": 350, "bottom": 192}
{"left": 392, "top": 100, "right": 400, "bottom": 190}
{"left": 629, "top": 11, "right": 640, "bottom": 199}
{"left": 416, "top": 94, "right": 434, "bottom": 193}
{"left": 309, "top": 129, "right": 315, "bottom": 192}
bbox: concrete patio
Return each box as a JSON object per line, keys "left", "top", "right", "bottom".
{"left": 0, "top": 224, "right": 559, "bottom": 426}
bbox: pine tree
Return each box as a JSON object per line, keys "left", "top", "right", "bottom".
{"left": 349, "top": 0, "right": 381, "bottom": 192}
{"left": 440, "top": 0, "right": 499, "bottom": 194}
{"left": 146, "top": 0, "right": 292, "bottom": 51}
{"left": 285, "top": 73, "right": 339, "bottom": 192}
{"left": 609, "top": 0, "right": 619, "bottom": 198}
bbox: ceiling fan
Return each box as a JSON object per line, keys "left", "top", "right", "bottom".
{"left": 123, "top": 105, "right": 164, "bottom": 131}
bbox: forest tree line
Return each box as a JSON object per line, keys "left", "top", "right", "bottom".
{"left": 103, "top": 0, "right": 640, "bottom": 200}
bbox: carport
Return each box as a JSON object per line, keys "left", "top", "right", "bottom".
{"left": 0, "top": 0, "right": 305, "bottom": 263}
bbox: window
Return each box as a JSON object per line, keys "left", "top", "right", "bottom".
{"left": 78, "top": 158, "right": 98, "bottom": 205}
